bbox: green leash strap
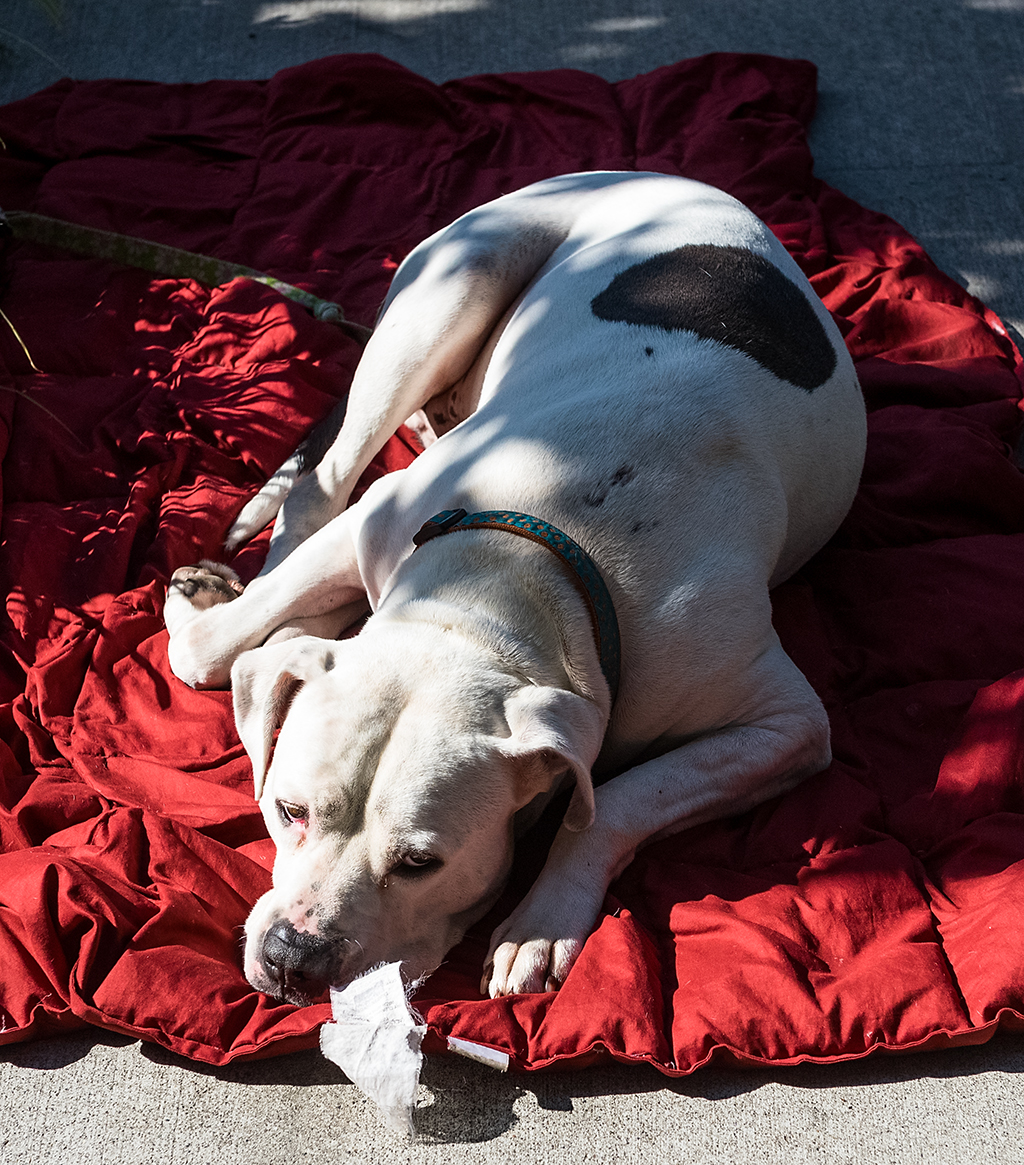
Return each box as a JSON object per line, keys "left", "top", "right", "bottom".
{"left": 0, "top": 208, "right": 373, "bottom": 346}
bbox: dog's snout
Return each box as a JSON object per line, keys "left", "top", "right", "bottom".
{"left": 263, "top": 920, "right": 333, "bottom": 974}
{"left": 261, "top": 920, "right": 338, "bottom": 1002}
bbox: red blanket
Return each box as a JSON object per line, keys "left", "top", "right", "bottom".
{"left": 2, "top": 52, "right": 1024, "bottom": 1073}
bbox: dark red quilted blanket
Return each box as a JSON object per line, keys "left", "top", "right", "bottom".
{"left": 2, "top": 52, "right": 1023, "bottom": 1073}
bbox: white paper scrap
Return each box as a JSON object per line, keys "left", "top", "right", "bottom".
{"left": 446, "top": 1036, "right": 510, "bottom": 1071}
{"left": 320, "top": 962, "right": 426, "bottom": 1137}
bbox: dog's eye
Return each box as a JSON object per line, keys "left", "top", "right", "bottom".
{"left": 276, "top": 800, "right": 308, "bottom": 827}
{"left": 395, "top": 852, "right": 442, "bottom": 876}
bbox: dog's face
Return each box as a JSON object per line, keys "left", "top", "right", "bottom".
{"left": 232, "top": 628, "right": 604, "bottom": 1004}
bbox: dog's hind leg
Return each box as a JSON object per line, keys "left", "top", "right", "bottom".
{"left": 225, "top": 191, "right": 587, "bottom": 572}
{"left": 225, "top": 398, "right": 349, "bottom": 558}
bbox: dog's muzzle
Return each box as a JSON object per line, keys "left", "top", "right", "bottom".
{"left": 259, "top": 920, "right": 352, "bottom": 1003}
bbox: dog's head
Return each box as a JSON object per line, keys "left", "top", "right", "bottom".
{"left": 231, "top": 628, "right": 604, "bottom": 1004}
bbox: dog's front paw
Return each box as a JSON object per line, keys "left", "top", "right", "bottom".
{"left": 481, "top": 886, "right": 601, "bottom": 997}
{"left": 164, "top": 561, "right": 243, "bottom": 634}
{"left": 165, "top": 561, "right": 245, "bottom": 689}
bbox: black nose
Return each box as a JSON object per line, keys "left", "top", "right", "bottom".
{"left": 261, "top": 920, "right": 336, "bottom": 1000}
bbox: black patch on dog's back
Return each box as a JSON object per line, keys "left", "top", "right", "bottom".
{"left": 591, "top": 244, "right": 836, "bottom": 391}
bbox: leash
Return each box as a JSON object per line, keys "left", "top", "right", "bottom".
{"left": 0, "top": 208, "right": 373, "bottom": 346}
{"left": 413, "top": 508, "right": 621, "bottom": 703}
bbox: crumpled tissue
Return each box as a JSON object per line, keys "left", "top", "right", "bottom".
{"left": 319, "top": 962, "right": 427, "bottom": 1136}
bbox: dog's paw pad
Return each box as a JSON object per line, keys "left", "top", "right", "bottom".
{"left": 168, "top": 561, "right": 243, "bottom": 610}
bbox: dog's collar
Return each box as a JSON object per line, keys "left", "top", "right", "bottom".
{"left": 413, "top": 508, "right": 620, "bottom": 704}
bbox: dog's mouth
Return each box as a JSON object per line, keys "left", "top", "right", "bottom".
{"left": 267, "top": 974, "right": 331, "bottom": 1008}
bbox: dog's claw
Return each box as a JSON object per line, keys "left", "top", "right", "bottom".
{"left": 482, "top": 888, "right": 595, "bottom": 998}
{"left": 481, "top": 851, "right": 607, "bottom": 997}
{"left": 482, "top": 934, "right": 584, "bottom": 997}
{"left": 168, "top": 560, "right": 243, "bottom": 604}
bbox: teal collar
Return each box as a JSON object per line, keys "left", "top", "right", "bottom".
{"left": 413, "top": 508, "right": 621, "bottom": 704}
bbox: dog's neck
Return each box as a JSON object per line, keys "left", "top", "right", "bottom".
{"left": 411, "top": 508, "right": 620, "bottom": 703}
{"left": 374, "top": 530, "right": 610, "bottom": 711}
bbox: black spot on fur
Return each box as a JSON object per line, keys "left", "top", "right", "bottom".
{"left": 645, "top": 347, "right": 654, "bottom": 357}
{"left": 591, "top": 244, "right": 836, "bottom": 391}
{"left": 583, "top": 465, "right": 635, "bottom": 508}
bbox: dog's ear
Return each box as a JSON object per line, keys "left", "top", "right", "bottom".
{"left": 501, "top": 685, "right": 606, "bottom": 832}
{"left": 231, "top": 636, "right": 339, "bottom": 800}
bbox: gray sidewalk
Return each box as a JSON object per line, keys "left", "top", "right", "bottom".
{"left": 4, "top": 0, "right": 1024, "bottom": 332}
{"left": 4, "top": 1027, "right": 1024, "bottom": 1162}
{"left": 3, "top": 2, "right": 1024, "bottom": 1161}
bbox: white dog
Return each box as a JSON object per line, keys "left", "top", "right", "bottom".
{"left": 163, "top": 172, "right": 866, "bottom": 1004}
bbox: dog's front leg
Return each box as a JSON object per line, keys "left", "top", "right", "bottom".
{"left": 165, "top": 509, "right": 366, "bottom": 689}
{"left": 231, "top": 217, "right": 561, "bottom": 570}
{"left": 483, "top": 647, "right": 832, "bottom": 996}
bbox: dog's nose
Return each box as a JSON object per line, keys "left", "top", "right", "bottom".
{"left": 261, "top": 920, "right": 336, "bottom": 1001}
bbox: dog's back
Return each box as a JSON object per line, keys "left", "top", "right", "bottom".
{"left": 328, "top": 173, "right": 866, "bottom": 759}
{"left": 358, "top": 173, "right": 865, "bottom": 607}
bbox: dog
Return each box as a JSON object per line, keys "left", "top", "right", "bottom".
{"left": 163, "top": 171, "right": 867, "bottom": 1004}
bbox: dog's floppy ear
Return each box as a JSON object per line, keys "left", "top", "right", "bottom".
{"left": 231, "top": 636, "right": 339, "bottom": 800}
{"left": 501, "top": 685, "right": 606, "bottom": 832}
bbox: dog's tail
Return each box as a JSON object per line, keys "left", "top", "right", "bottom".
{"left": 224, "top": 397, "right": 348, "bottom": 552}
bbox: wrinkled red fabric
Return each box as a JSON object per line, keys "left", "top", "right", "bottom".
{"left": 1, "top": 52, "right": 1023, "bottom": 1073}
